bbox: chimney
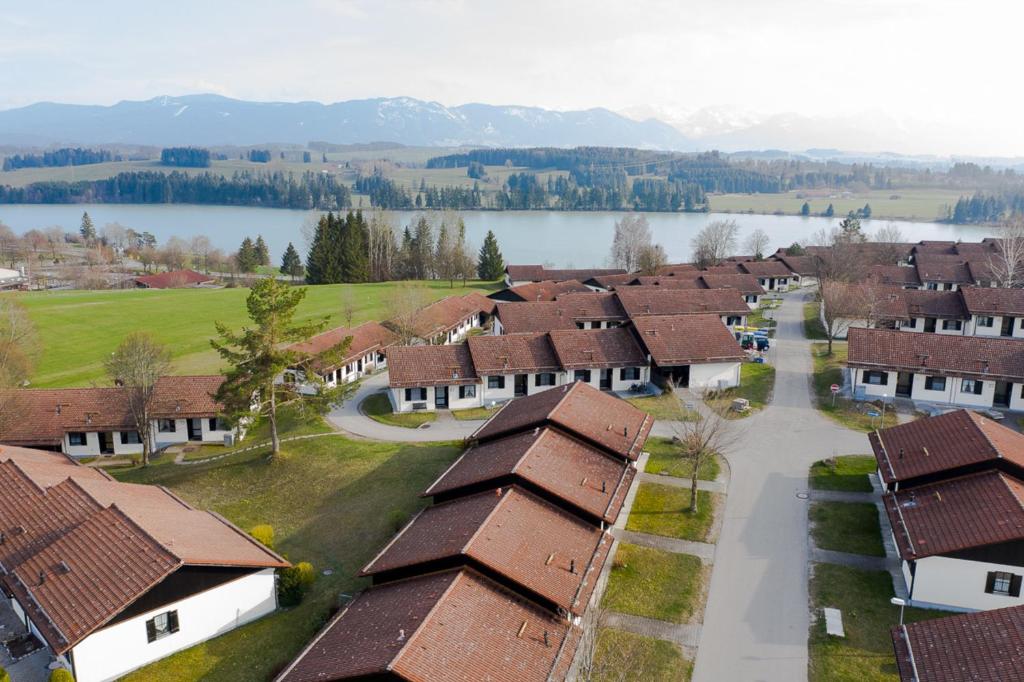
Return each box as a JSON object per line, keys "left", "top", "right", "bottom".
{"left": 38, "top": 569, "right": 45, "bottom": 586}
{"left": 544, "top": 630, "right": 550, "bottom": 647}
{"left": 398, "top": 629, "right": 405, "bottom": 641}
{"left": 601, "top": 480, "right": 607, "bottom": 493}
{"left": 569, "top": 559, "right": 576, "bottom": 574}
{"left": 898, "top": 448, "right": 904, "bottom": 459}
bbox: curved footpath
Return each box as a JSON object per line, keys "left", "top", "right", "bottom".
{"left": 691, "top": 291, "right": 865, "bottom": 682}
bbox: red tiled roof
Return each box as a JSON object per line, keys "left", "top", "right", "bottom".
{"left": 698, "top": 273, "right": 766, "bottom": 296}
{"left": 496, "top": 294, "right": 628, "bottom": 334}
{"left": 628, "top": 276, "right": 705, "bottom": 290}
{"left": 738, "top": 260, "right": 794, "bottom": 278}
{"left": 632, "top": 314, "right": 745, "bottom": 366}
{"left": 467, "top": 333, "right": 560, "bottom": 374}
{"left": 869, "top": 265, "right": 922, "bottom": 287}
{"left": 835, "top": 285, "right": 967, "bottom": 321}
{"left": 501, "top": 280, "right": 592, "bottom": 302}
{"left": 134, "top": 269, "right": 215, "bottom": 289}
{"left": 0, "top": 445, "right": 111, "bottom": 487}
{"left": 655, "top": 264, "right": 700, "bottom": 276}
{"left": 286, "top": 321, "right": 398, "bottom": 373}
{"left": 387, "top": 344, "right": 478, "bottom": 388}
{"left": 915, "top": 256, "right": 975, "bottom": 284}
{"left": 149, "top": 375, "right": 225, "bottom": 418}
{"left": 961, "top": 286, "right": 1024, "bottom": 317}
{"left": 770, "top": 254, "right": 818, "bottom": 276}
{"left": 884, "top": 470, "right": 1024, "bottom": 560}
{"left": 362, "top": 486, "right": 611, "bottom": 615}
{"left": 847, "top": 327, "right": 1024, "bottom": 381}
{"left": 613, "top": 287, "right": 749, "bottom": 317}
{"left": 548, "top": 327, "right": 646, "bottom": 369}
{"left": 505, "top": 265, "right": 626, "bottom": 283}
{"left": 276, "top": 568, "right": 578, "bottom": 682}
{"left": 588, "top": 273, "right": 639, "bottom": 288}
{"left": 870, "top": 409, "right": 1024, "bottom": 485}
{"left": 424, "top": 427, "right": 635, "bottom": 524}
{"left": 472, "top": 382, "right": 652, "bottom": 461}
{"left": 401, "top": 293, "right": 492, "bottom": 340}
{"left": 0, "top": 388, "right": 135, "bottom": 446}
{"left": 553, "top": 292, "right": 628, "bottom": 320}
{"left": 892, "top": 604, "right": 1024, "bottom": 682}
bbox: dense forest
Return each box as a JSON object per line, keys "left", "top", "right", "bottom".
{"left": 2, "top": 147, "right": 118, "bottom": 171}
{"left": 950, "top": 191, "right": 1024, "bottom": 223}
{"left": 0, "top": 170, "right": 351, "bottom": 209}
{"left": 160, "top": 147, "right": 211, "bottom": 168}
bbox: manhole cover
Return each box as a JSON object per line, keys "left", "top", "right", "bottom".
{"left": 796, "top": 491, "right": 810, "bottom": 500}
{"left": 322, "top": 568, "right": 334, "bottom": 576}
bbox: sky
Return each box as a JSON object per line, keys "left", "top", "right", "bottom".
{"left": 2, "top": 0, "right": 1023, "bottom": 156}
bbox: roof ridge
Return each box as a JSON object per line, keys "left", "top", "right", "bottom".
{"left": 462, "top": 487, "right": 515, "bottom": 556}
{"left": 968, "top": 411, "right": 1006, "bottom": 460}
{"left": 388, "top": 569, "right": 467, "bottom": 673}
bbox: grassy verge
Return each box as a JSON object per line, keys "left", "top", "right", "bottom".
{"left": 708, "top": 361, "right": 776, "bottom": 418}
{"left": 450, "top": 405, "right": 500, "bottom": 421}
{"left": 11, "top": 279, "right": 499, "bottom": 387}
{"left": 625, "top": 483, "right": 717, "bottom": 543}
{"left": 804, "top": 301, "right": 828, "bottom": 340}
{"left": 626, "top": 392, "right": 696, "bottom": 422}
{"left": 809, "top": 563, "right": 945, "bottom": 682}
{"left": 810, "top": 455, "right": 876, "bottom": 492}
{"left": 809, "top": 502, "right": 885, "bottom": 557}
{"left": 602, "top": 543, "right": 706, "bottom": 624}
{"left": 112, "top": 434, "right": 461, "bottom": 682}
{"left": 643, "top": 437, "right": 721, "bottom": 481}
{"left": 180, "top": 405, "right": 335, "bottom": 461}
{"left": 811, "top": 343, "right": 897, "bottom": 432}
{"left": 748, "top": 302, "right": 780, "bottom": 332}
{"left": 592, "top": 629, "right": 692, "bottom": 681}
{"left": 362, "top": 392, "right": 436, "bottom": 428}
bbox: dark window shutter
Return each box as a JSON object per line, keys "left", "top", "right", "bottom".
{"left": 985, "top": 571, "right": 997, "bottom": 594}
{"left": 881, "top": 373, "right": 888, "bottom": 385}
{"left": 209, "top": 418, "right": 216, "bottom": 430}
{"left": 168, "top": 610, "right": 180, "bottom": 633}
{"left": 1011, "top": 575, "right": 1023, "bottom": 598}
{"left": 975, "top": 381, "right": 984, "bottom": 395}
{"left": 146, "top": 619, "right": 157, "bottom": 642}
{"left": 404, "top": 388, "right": 411, "bottom": 401}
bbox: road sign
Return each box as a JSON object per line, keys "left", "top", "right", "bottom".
{"left": 830, "top": 384, "right": 840, "bottom": 393}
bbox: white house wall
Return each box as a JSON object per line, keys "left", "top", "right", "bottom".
{"left": 62, "top": 431, "right": 144, "bottom": 458}
{"left": 908, "top": 555, "right": 1024, "bottom": 612}
{"left": 689, "top": 362, "right": 741, "bottom": 390}
{"left": 151, "top": 418, "right": 236, "bottom": 449}
{"left": 69, "top": 569, "right": 278, "bottom": 682}
{"left": 967, "top": 315, "right": 1024, "bottom": 338}
{"left": 850, "top": 368, "right": 1014, "bottom": 410}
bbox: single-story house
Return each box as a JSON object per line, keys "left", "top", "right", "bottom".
{"left": 621, "top": 274, "right": 766, "bottom": 307}
{"left": 489, "top": 279, "right": 592, "bottom": 302}
{"left": 885, "top": 469, "right": 1024, "bottom": 612}
{"left": 914, "top": 256, "right": 977, "bottom": 291}
{"left": 493, "top": 293, "right": 627, "bottom": 334}
{"left": 891, "top": 603, "right": 1024, "bottom": 682}
{"left": 466, "top": 332, "right": 564, "bottom": 404}
{"left": 768, "top": 253, "right": 818, "bottom": 286}
{"left": 0, "top": 445, "right": 288, "bottom": 682}
{"left": 869, "top": 409, "right": 1024, "bottom": 492}
{"left": 847, "top": 327, "right": 1024, "bottom": 410}
{"left": 869, "top": 265, "right": 923, "bottom": 289}
{"left": 282, "top": 321, "right": 398, "bottom": 393}
{"left": 612, "top": 287, "right": 750, "bottom": 333}
{"left": 134, "top": 269, "right": 216, "bottom": 289}
{"left": 828, "top": 286, "right": 971, "bottom": 338}
{"left": 961, "top": 286, "right": 1024, "bottom": 339}
{"left": 630, "top": 314, "right": 746, "bottom": 389}
{"left": 504, "top": 265, "right": 626, "bottom": 288}
{"left": 548, "top": 327, "right": 650, "bottom": 392}
{"left": 736, "top": 260, "right": 795, "bottom": 292}
{"left": 385, "top": 292, "right": 495, "bottom": 345}
{"left": 386, "top": 344, "right": 479, "bottom": 412}
{"left": 146, "top": 375, "right": 241, "bottom": 448}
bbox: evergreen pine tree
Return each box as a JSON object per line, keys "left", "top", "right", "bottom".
{"left": 281, "top": 242, "right": 304, "bottom": 280}
{"left": 79, "top": 211, "right": 96, "bottom": 243}
{"left": 254, "top": 235, "right": 270, "bottom": 266}
{"left": 305, "top": 214, "right": 336, "bottom": 284}
{"left": 800, "top": 201, "right": 810, "bottom": 216}
{"left": 824, "top": 203, "right": 835, "bottom": 217}
{"left": 412, "top": 217, "right": 434, "bottom": 279}
{"left": 477, "top": 230, "right": 505, "bottom": 280}
{"left": 397, "top": 226, "right": 415, "bottom": 279}
{"left": 862, "top": 203, "right": 872, "bottom": 218}
{"left": 339, "top": 211, "right": 370, "bottom": 282}
{"left": 237, "top": 237, "right": 258, "bottom": 273}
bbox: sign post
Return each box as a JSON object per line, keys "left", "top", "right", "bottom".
{"left": 830, "top": 383, "right": 840, "bottom": 406}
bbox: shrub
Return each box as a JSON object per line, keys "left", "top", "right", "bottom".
{"left": 49, "top": 670, "right": 74, "bottom": 682}
{"left": 0, "top": 666, "right": 10, "bottom": 682}
{"left": 389, "top": 509, "right": 408, "bottom": 533}
{"left": 278, "top": 561, "right": 316, "bottom": 607}
{"left": 250, "top": 524, "right": 275, "bottom": 548}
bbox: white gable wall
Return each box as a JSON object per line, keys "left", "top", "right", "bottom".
{"left": 908, "top": 555, "right": 1024, "bottom": 612}
{"left": 689, "top": 362, "right": 741, "bottom": 390}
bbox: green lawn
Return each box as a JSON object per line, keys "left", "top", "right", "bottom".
{"left": 626, "top": 392, "right": 696, "bottom": 422}
{"left": 602, "top": 543, "right": 706, "bottom": 624}
{"left": 643, "top": 437, "right": 721, "bottom": 481}
{"left": 361, "top": 392, "right": 436, "bottom": 428}
{"left": 7, "top": 279, "right": 498, "bottom": 387}
{"left": 625, "top": 483, "right": 717, "bottom": 543}
{"left": 592, "top": 629, "right": 692, "bottom": 682}
{"left": 810, "top": 455, "right": 877, "bottom": 492}
{"left": 709, "top": 361, "right": 776, "bottom": 418}
{"left": 809, "top": 502, "right": 885, "bottom": 557}
{"left": 180, "top": 404, "right": 336, "bottom": 461}
{"left": 112, "top": 434, "right": 462, "bottom": 682}
{"left": 748, "top": 302, "right": 780, "bottom": 331}
{"left": 809, "top": 563, "right": 945, "bottom": 682}
{"left": 811, "top": 343, "right": 897, "bottom": 432}
{"left": 450, "top": 405, "right": 500, "bottom": 421}
{"left": 804, "top": 301, "right": 828, "bottom": 340}
{"left": 708, "top": 188, "right": 961, "bottom": 222}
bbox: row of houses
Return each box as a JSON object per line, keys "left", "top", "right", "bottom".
{"left": 387, "top": 315, "right": 745, "bottom": 413}
{"left": 0, "top": 376, "right": 240, "bottom": 458}
{"left": 0, "top": 444, "right": 288, "bottom": 682}
{"left": 276, "top": 382, "right": 653, "bottom": 682}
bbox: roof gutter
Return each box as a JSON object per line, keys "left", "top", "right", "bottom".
{"left": 901, "top": 624, "right": 921, "bottom": 682}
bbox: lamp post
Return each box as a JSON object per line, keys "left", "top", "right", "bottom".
{"left": 881, "top": 393, "right": 888, "bottom": 425}
{"left": 891, "top": 597, "right": 906, "bottom": 625}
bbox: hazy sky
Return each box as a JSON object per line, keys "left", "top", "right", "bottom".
{"left": 2, "top": 0, "right": 1022, "bottom": 155}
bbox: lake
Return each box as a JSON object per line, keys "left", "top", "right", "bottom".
{"left": 0, "top": 204, "right": 994, "bottom": 267}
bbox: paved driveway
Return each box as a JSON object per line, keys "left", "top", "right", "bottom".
{"left": 692, "top": 291, "right": 867, "bottom": 682}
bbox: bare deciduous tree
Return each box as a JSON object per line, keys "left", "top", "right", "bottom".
{"left": 872, "top": 223, "right": 906, "bottom": 265}
{"left": 385, "top": 282, "right": 431, "bottom": 345}
{"left": 340, "top": 286, "right": 357, "bottom": 329}
{"left": 104, "top": 332, "right": 171, "bottom": 466}
{"left": 820, "top": 279, "right": 867, "bottom": 354}
{"left": 691, "top": 219, "right": 739, "bottom": 269}
{"left": 367, "top": 210, "right": 399, "bottom": 282}
{"left": 986, "top": 218, "right": 1024, "bottom": 288}
{"left": 609, "top": 214, "right": 653, "bottom": 272}
{"left": 636, "top": 243, "right": 669, "bottom": 276}
{"left": 671, "top": 399, "right": 737, "bottom": 513}
{"left": 574, "top": 607, "right": 666, "bottom": 682}
{"left": 190, "top": 235, "right": 213, "bottom": 274}
{"left": 0, "top": 299, "right": 38, "bottom": 441}
{"left": 743, "top": 228, "right": 771, "bottom": 260}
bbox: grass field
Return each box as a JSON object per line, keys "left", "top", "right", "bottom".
{"left": 643, "top": 437, "right": 722, "bottom": 481}
{"left": 602, "top": 543, "right": 706, "bottom": 624}
{"left": 708, "top": 361, "right": 776, "bottom": 418}
{"left": 811, "top": 342, "right": 897, "bottom": 432}
{"left": 804, "top": 301, "right": 828, "bottom": 340}
{"left": 112, "top": 432, "right": 462, "bottom": 682}
{"left": 809, "top": 455, "right": 876, "bottom": 492}
{"left": 592, "top": 629, "right": 692, "bottom": 681}
{"left": 809, "top": 502, "right": 885, "bottom": 557}
{"left": 450, "top": 405, "right": 500, "bottom": 421}
{"left": 6, "top": 279, "right": 498, "bottom": 387}
{"left": 708, "top": 188, "right": 963, "bottom": 222}
{"left": 626, "top": 392, "right": 696, "bottom": 422}
{"left": 361, "top": 392, "right": 436, "bottom": 428}
{"left": 625, "top": 484, "right": 718, "bottom": 543}
{"left": 808, "top": 563, "right": 943, "bottom": 682}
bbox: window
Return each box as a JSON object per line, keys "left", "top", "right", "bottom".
{"left": 726, "top": 316, "right": 743, "bottom": 326}
{"left": 961, "top": 379, "right": 984, "bottom": 395}
{"left": 146, "top": 610, "right": 179, "bottom": 643}
{"left": 941, "top": 320, "right": 962, "bottom": 331}
{"left": 620, "top": 367, "right": 641, "bottom": 381}
{"left": 985, "top": 571, "right": 1021, "bottom": 597}
{"left": 208, "top": 417, "right": 228, "bottom": 432}
{"left": 575, "top": 322, "right": 586, "bottom": 330}
{"left": 404, "top": 387, "right": 427, "bottom": 402}
{"left": 862, "top": 371, "right": 888, "bottom": 386}
{"left": 67, "top": 432, "right": 87, "bottom": 446}
{"left": 574, "top": 369, "right": 592, "bottom": 383}
{"left": 535, "top": 373, "right": 556, "bottom": 387}
{"left": 925, "top": 282, "right": 939, "bottom": 290}
{"left": 458, "top": 385, "right": 476, "bottom": 399}
{"left": 924, "top": 376, "right": 946, "bottom": 391}
{"left": 120, "top": 431, "right": 141, "bottom": 445}
{"left": 487, "top": 375, "right": 505, "bottom": 389}
{"left": 978, "top": 316, "right": 995, "bottom": 328}
{"left": 157, "top": 419, "right": 176, "bottom": 433}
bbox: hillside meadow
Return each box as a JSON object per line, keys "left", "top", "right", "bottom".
{"left": 8, "top": 279, "right": 498, "bottom": 387}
